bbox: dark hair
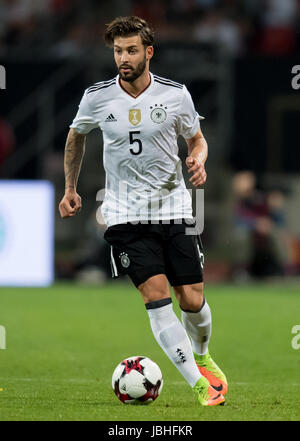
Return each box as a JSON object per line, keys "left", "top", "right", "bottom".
{"left": 104, "top": 16, "right": 154, "bottom": 47}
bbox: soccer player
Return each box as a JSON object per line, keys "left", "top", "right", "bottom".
{"left": 59, "top": 16, "right": 227, "bottom": 407}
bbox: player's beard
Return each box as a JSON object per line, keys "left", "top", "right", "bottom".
{"left": 118, "top": 54, "right": 147, "bottom": 83}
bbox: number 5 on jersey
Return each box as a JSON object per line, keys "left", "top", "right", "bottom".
{"left": 129, "top": 131, "right": 142, "bottom": 155}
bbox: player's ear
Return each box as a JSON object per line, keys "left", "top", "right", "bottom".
{"left": 146, "top": 45, "right": 154, "bottom": 60}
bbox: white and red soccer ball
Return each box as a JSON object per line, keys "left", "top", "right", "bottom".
{"left": 112, "top": 356, "right": 163, "bottom": 404}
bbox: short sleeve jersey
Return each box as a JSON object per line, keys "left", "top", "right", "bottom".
{"left": 70, "top": 72, "right": 203, "bottom": 227}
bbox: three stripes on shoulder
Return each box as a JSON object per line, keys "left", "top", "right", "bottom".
{"left": 87, "top": 75, "right": 183, "bottom": 95}
{"left": 87, "top": 78, "right": 116, "bottom": 94}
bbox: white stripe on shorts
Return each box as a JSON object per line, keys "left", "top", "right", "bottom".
{"left": 197, "top": 243, "right": 204, "bottom": 269}
{"left": 110, "top": 246, "right": 118, "bottom": 277}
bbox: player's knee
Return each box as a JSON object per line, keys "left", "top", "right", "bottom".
{"left": 175, "top": 284, "right": 204, "bottom": 312}
{"left": 182, "top": 297, "right": 204, "bottom": 312}
{"left": 138, "top": 274, "right": 170, "bottom": 304}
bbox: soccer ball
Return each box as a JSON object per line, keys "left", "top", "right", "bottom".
{"left": 112, "top": 356, "right": 163, "bottom": 404}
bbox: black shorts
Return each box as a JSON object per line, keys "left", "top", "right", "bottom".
{"left": 104, "top": 219, "right": 204, "bottom": 288}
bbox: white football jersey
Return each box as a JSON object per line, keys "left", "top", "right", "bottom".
{"left": 70, "top": 72, "right": 203, "bottom": 227}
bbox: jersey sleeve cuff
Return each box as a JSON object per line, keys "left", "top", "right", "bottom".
{"left": 69, "top": 124, "right": 92, "bottom": 135}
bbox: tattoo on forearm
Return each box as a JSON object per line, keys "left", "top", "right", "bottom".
{"left": 64, "top": 130, "right": 86, "bottom": 189}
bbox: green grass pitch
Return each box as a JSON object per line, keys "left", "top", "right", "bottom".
{"left": 0, "top": 281, "right": 299, "bottom": 421}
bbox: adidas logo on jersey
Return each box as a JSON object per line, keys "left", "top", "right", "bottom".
{"left": 105, "top": 113, "right": 117, "bottom": 122}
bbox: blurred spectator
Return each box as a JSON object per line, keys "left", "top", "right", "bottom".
{"left": 0, "top": 0, "right": 50, "bottom": 49}
{"left": 0, "top": 0, "right": 299, "bottom": 57}
{"left": 193, "top": 8, "right": 244, "bottom": 55}
{"left": 255, "top": 0, "right": 298, "bottom": 55}
{"left": 267, "top": 189, "right": 287, "bottom": 228}
{"left": 50, "top": 0, "right": 74, "bottom": 13}
{"left": 233, "top": 171, "right": 267, "bottom": 229}
{"left": 53, "top": 23, "right": 91, "bottom": 58}
{"left": 266, "top": 189, "right": 300, "bottom": 275}
{"left": 0, "top": 118, "right": 15, "bottom": 168}
{"left": 262, "top": 0, "right": 297, "bottom": 27}
{"left": 249, "top": 214, "right": 283, "bottom": 278}
{"left": 231, "top": 171, "right": 285, "bottom": 280}
{"left": 195, "top": 0, "right": 218, "bottom": 7}
{"left": 132, "top": 0, "right": 167, "bottom": 26}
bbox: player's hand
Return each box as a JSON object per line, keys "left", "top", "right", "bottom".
{"left": 59, "top": 189, "right": 82, "bottom": 218}
{"left": 186, "top": 156, "right": 207, "bottom": 187}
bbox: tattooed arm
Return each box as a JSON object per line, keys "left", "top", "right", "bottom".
{"left": 59, "top": 128, "right": 85, "bottom": 218}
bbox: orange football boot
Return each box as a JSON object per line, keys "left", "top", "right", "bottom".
{"left": 193, "top": 376, "right": 225, "bottom": 406}
{"left": 194, "top": 351, "right": 228, "bottom": 396}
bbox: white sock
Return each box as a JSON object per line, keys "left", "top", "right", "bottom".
{"left": 146, "top": 298, "right": 201, "bottom": 388}
{"left": 181, "top": 298, "right": 212, "bottom": 356}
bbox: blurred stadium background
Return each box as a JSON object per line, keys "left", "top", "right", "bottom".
{"left": 1, "top": 0, "right": 300, "bottom": 286}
